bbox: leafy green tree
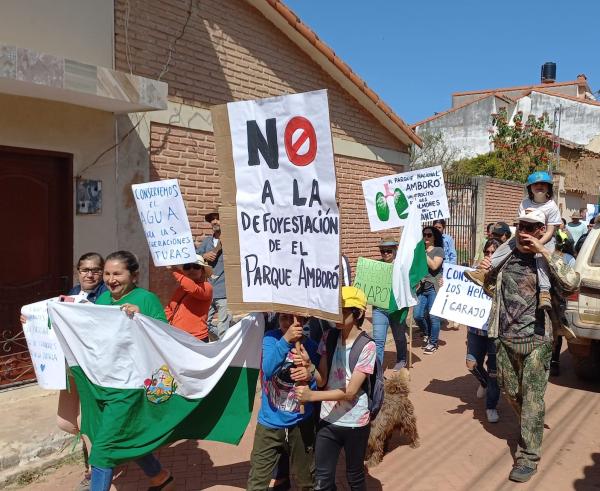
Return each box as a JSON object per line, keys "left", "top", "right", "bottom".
{"left": 449, "top": 107, "right": 552, "bottom": 182}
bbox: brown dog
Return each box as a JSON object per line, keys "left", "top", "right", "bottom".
{"left": 365, "top": 368, "right": 419, "bottom": 468}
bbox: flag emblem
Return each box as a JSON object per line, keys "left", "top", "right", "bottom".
{"left": 144, "top": 365, "right": 177, "bottom": 404}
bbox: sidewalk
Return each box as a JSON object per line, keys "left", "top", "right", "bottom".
{"left": 9, "top": 320, "right": 600, "bottom": 490}
{"left": 0, "top": 385, "right": 74, "bottom": 487}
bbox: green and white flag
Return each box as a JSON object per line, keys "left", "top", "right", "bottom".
{"left": 48, "top": 302, "right": 262, "bottom": 468}
{"left": 389, "top": 204, "right": 429, "bottom": 321}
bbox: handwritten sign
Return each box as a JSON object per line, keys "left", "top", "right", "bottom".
{"left": 224, "top": 90, "right": 340, "bottom": 314}
{"left": 361, "top": 165, "right": 450, "bottom": 232}
{"left": 353, "top": 258, "right": 393, "bottom": 309}
{"left": 132, "top": 179, "right": 195, "bottom": 266}
{"left": 21, "top": 300, "right": 66, "bottom": 390}
{"left": 430, "top": 263, "right": 492, "bottom": 329}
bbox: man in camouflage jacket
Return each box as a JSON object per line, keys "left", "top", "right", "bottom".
{"left": 477, "top": 210, "right": 580, "bottom": 483}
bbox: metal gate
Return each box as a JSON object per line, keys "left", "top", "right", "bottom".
{"left": 443, "top": 175, "right": 479, "bottom": 265}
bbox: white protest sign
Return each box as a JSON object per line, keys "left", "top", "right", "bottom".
{"left": 227, "top": 89, "right": 340, "bottom": 314}
{"left": 132, "top": 179, "right": 195, "bottom": 266}
{"left": 430, "top": 263, "right": 492, "bottom": 329}
{"left": 21, "top": 299, "right": 66, "bottom": 390}
{"left": 361, "top": 165, "right": 450, "bottom": 232}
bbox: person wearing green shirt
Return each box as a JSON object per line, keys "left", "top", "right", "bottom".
{"left": 90, "top": 251, "right": 173, "bottom": 491}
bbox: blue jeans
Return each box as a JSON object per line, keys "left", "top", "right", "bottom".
{"left": 372, "top": 307, "right": 407, "bottom": 365}
{"left": 90, "top": 453, "right": 162, "bottom": 491}
{"left": 466, "top": 330, "right": 500, "bottom": 410}
{"left": 413, "top": 287, "right": 441, "bottom": 345}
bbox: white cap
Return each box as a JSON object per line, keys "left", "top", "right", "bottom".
{"left": 518, "top": 209, "right": 545, "bottom": 225}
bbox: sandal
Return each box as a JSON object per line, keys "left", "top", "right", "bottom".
{"left": 148, "top": 475, "right": 174, "bottom": 491}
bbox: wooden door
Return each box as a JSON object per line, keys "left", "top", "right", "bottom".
{"left": 0, "top": 147, "right": 72, "bottom": 388}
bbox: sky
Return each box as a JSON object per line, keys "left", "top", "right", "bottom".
{"left": 284, "top": 0, "right": 600, "bottom": 125}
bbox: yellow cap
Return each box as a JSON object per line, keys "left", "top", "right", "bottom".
{"left": 341, "top": 286, "right": 367, "bottom": 311}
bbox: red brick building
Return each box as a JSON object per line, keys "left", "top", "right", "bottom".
{"left": 115, "top": 0, "right": 421, "bottom": 301}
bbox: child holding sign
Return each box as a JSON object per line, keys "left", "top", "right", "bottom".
{"left": 247, "top": 314, "right": 319, "bottom": 491}
{"left": 296, "top": 287, "right": 376, "bottom": 491}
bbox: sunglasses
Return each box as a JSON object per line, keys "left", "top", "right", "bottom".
{"left": 78, "top": 268, "right": 103, "bottom": 275}
{"left": 380, "top": 248, "right": 395, "bottom": 254}
{"left": 423, "top": 232, "right": 433, "bottom": 238}
{"left": 183, "top": 263, "right": 203, "bottom": 271}
{"left": 517, "top": 222, "right": 541, "bottom": 233}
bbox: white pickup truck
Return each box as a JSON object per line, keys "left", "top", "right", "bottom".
{"left": 565, "top": 222, "right": 600, "bottom": 379}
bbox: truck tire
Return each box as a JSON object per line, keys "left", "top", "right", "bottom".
{"left": 571, "top": 341, "right": 600, "bottom": 381}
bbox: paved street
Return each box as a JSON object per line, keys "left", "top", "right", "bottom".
{"left": 19, "top": 321, "right": 600, "bottom": 490}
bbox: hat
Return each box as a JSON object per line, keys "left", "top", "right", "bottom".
{"left": 188, "top": 254, "right": 214, "bottom": 276}
{"left": 491, "top": 222, "right": 511, "bottom": 237}
{"left": 570, "top": 210, "right": 583, "bottom": 219}
{"left": 518, "top": 209, "right": 545, "bottom": 224}
{"left": 379, "top": 237, "right": 399, "bottom": 247}
{"left": 341, "top": 286, "right": 367, "bottom": 311}
{"left": 204, "top": 210, "right": 219, "bottom": 222}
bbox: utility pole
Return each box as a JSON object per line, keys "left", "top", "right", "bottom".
{"left": 551, "top": 105, "right": 562, "bottom": 172}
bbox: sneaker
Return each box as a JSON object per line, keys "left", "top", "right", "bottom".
{"left": 550, "top": 361, "right": 560, "bottom": 377}
{"left": 476, "top": 384, "right": 486, "bottom": 399}
{"left": 392, "top": 360, "right": 407, "bottom": 371}
{"left": 486, "top": 408, "right": 499, "bottom": 423}
{"left": 508, "top": 465, "right": 537, "bottom": 483}
{"left": 423, "top": 343, "right": 437, "bottom": 355}
{"left": 465, "top": 268, "right": 487, "bottom": 288}
{"left": 539, "top": 291, "right": 552, "bottom": 311}
{"left": 421, "top": 336, "right": 429, "bottom": 348}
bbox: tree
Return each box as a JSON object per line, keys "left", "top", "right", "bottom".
{"left": 449, "top": 107, "right": 552, "bottom": 182}
{"left": 410, "top": 130, "right": 460, "bottom": 170}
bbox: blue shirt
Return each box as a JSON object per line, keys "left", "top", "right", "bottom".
{"left": 258, "top": 329, "right": 319, "bottom": 429}
{"left": 442, "top": 233, "right": 457, "bottom": 265}
{"left": 197, "top": 236, "right": 226, "bottom": 299}
{"left": 67, "top": 282, "right": 108, "bottom": 304}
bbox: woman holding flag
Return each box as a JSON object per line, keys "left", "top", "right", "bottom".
{"left": 89, "top": 250, "right": 174, "bottom": 491}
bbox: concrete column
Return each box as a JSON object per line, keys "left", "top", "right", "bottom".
{"left": 473, "top": 175, "right": 488, "bottom": 255}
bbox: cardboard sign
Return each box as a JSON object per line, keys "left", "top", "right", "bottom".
{"left": 21, "top": 299, "right": 66, "bottom": 390}
{"left": 353, "top": 258, "right": 393, "bottom": 309}
{"left": 132, "top": 179, "right": 195, "bottom": 266}
{"left": 212, "top": 90, "right": 341, "bottom": 321}
{"left": 361, "top": 165, "right": 450, "bottom": 232}
{"left": 430, "top": 263, "right": 492, "bottom": 329}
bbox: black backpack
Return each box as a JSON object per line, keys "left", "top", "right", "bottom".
{"left": 325, "top": 329, "right": 384, "bottom": 420}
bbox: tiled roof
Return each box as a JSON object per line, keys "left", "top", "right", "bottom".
{"left": 529, "top": 88, "right": 600, "bottom": 107}
{"left": 412, "top": 93, "right": 514, "bottom": 128}
{"left": 452, "top": 77, "right": 590, "bottom": 98}
{"left": 254, "top": 0, "right": 421, "bottom": 147}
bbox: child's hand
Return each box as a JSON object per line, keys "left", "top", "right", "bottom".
{"left": 283, "top": 322, "right": 303, "bottom": 343}
{"left": 295, "top": 385, "right": 313, "bottom": 402}
{"left": 291, "top": 344, "right": 310, "bottom": 366}
{"left": 20, "top": 314, "right": 27, "bottom": 325}
{"left": 290, "top": 365, "right": 311, "bottom": 382}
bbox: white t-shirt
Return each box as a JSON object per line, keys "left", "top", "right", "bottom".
{"left": 519, "top": 198, "right": 561, "bottom": 226}
{"left": 318, "top": 333, "right": 376, "bottom": 427}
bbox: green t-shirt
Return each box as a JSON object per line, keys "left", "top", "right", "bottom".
{"left": 96, "top": 287, "right": 167, "bottom": 322}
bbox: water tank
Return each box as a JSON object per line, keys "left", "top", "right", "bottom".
{"left": 541, "top": 62, "right": 556, "bottom": 83}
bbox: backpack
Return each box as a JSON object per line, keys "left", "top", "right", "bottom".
{"left": 325, "top": 329, "right": 384, "bottom": 420}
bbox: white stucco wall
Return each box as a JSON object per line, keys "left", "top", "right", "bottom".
{"left": 414, "top": 96, "right": 510, "bottom": 161}
{"left": 0, "top": 0, "right": 114, "bottom": 67}
{"left": 527, "top": 92, "right": 600, "bottom": 146}
{"left": 0, "top": 94, "right": 118, "bottom": 267}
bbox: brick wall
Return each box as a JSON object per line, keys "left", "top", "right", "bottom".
{"left": 149, "top": 122, "right": 404, "bottom": 302}
{"left": 482, "top": 178, "right": 524, "bottom": 226}
{"left": 119, "top": 0, "right": 413, "bottom": 302}
{"left": 114, "top": 0, "right": 405, "bottom": 151}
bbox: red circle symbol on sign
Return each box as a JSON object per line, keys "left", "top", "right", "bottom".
{"left": 284, "top": 116, "right": 317, "bottom": 166}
